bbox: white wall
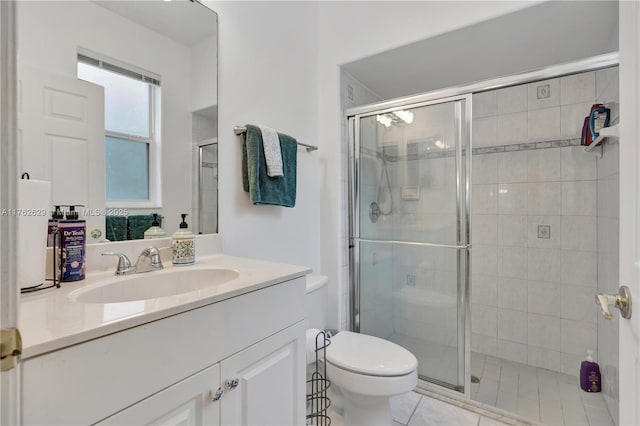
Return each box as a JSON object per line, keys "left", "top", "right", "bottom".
{"left": 342, "top": 1, "right": 618, "bottom": 100}
{"left": 204, "top": 1, "right": 539, "bottom": 329}
{"left": 191, "top": 33, "right": 218, "bottom": 112}
{"left": 595, "top": 67, "right": 620, "bottom": 424}
{"left": 317, "top": 1, "right": 542, "bottom": 329}
{"left": 208, "top": 1, "right": 321, "bottom": 273}
{"left": 17, "top": 1, "right": 214, "bottom": 235}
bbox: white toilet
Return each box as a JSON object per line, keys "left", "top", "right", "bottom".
{"left": 305, "top": 275, "right": 418, "bottom": 426}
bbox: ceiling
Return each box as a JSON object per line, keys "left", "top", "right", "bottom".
{"left": 93, "top": 0, "right": 217, "bottom": 47}
{"left": 342, "top": 1, "right": 618, "bottom": 100}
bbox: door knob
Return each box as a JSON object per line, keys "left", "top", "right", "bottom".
{"left": 211, "top": 387, "right": 224, "bottom": 402}
{"left": 595, "top": 286, "right": 632, "bottom": 320}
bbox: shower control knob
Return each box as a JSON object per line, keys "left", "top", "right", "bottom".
{"left": 211, "top": 387, "right": 224, "bottom": 401}
{"left": 225, "top": 378, "right": 240, "bottom": 390}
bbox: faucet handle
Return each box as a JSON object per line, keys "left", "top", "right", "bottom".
{"left": 101, "top": 252, "right": 135, "bottom": 275}
{"left": 136, "top": 247, "right": 164, "bottom": 272}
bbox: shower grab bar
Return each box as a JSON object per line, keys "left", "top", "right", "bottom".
{"left": 233, "top": 126, "right": 318, "bottom": 152}
{"left": 353, "top": 238, "right": 470, "bottom": 250}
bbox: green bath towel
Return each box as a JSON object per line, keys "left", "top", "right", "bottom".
{"left": 242, "top": 124, "right": 297, "bottom": 207}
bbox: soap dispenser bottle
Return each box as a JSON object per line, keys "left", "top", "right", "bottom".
{"left": 172, "top": 214, "right": 195, "bottom": 265}
{"left": 59, "top": 205, "right": 86, "bottom": 282}
{"left": 144, "top": 213, "right": 166, "bottom": 239}
{"left": 47, "top": 205, "right": 64, "bottom": 246}
{"left": 580, "top": 350, "right": 601, "bottom": 392}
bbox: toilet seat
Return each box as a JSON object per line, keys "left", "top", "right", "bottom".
{"left": 326, "top": 331, "right": 418, "bottom": 377}
{"left": 326, "top": 361, "right": 418, "bottom": 397}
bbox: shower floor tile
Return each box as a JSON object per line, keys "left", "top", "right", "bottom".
{"left": 471, "top": 352, "right": 614, "bottom": 426}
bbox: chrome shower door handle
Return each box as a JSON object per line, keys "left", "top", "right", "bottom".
{"left": 596, "top": 285, "right": 632, "bottom": 320}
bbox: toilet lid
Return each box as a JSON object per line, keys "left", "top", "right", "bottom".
{"left": 326, "top": 331, "right": 418, "bottom": 377}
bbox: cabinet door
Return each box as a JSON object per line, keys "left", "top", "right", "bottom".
{"left": 98, "top": 363, "right": 221, "bottom": 426}
{"left": 220, "top": 321, "right": 305, "bottom": 426}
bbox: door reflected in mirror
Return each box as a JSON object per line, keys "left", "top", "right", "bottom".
{"left": 16, "top": 0, "right": 218, "bottom": 242}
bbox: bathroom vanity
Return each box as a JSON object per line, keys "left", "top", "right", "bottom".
{"left": 19, "top": 239, "right": 310, "bottom": 425}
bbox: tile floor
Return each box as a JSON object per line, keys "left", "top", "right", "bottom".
{"left": 327, "top": 391, "right": 516, "bottom": 426}
{"left": 471, "top": 353, "right": 614, "bottom": 425}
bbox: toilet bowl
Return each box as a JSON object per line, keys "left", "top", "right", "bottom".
{"left": 326, "top": 331, "right": 418, "bottom": 426}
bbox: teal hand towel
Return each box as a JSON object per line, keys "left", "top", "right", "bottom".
{"left": 105, "top": 215, "right": 127, "bottom": 242}
{"left": 242, "top": 124, "right": 297, "bottom": 207}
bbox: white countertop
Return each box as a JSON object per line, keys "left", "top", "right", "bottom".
{"left": 20, "top": 254, "right": 311, "bottom": 359}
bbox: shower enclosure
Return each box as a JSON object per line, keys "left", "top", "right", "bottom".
{"left": 348, "top": 94, "right": 471, "bottom": 393}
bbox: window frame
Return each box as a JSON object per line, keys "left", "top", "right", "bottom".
{"left": 77, "top": 49, "right": 162, "bottom": 209}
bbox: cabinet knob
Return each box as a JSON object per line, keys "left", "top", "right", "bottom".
{"left": 211, "top": 386, "right": 224, "bottom": 402}
{"left": 225, "top": 378, "right": 240, "bottom": 390}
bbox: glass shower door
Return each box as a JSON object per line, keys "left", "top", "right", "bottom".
{"left": 350, "top": 95, "right": 471, "bottom": 393}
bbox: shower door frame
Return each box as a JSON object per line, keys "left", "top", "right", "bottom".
{"left": 347, "top": 94, "right": 473, "bottom": 395}
{"left": 345, "top": 52, "right": 619, "bottom": 398}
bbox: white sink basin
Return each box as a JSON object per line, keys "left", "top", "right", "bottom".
{"left": 68, "top": 268, "right": 239, "bottom": 304}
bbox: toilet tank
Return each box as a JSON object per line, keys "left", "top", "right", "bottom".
{"left": 305, "top": 275, "right": 328, "bottom": 330}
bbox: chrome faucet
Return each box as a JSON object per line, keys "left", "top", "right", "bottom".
{"left": 102, "top": 247, "right": 165, "bottom": 276}
{"left": 135, "top": 247, "right": 164, "bottom": 273}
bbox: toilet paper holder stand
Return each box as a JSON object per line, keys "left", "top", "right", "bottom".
{"left": 307, "top": 330, "right": 331, "bottom": 425}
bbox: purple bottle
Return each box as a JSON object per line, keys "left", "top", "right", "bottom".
{"left": 580, "top": 350, "right": 601, "bottom": 392}
{"left": 59, "top": 205, "right": 86, "bottom": 282}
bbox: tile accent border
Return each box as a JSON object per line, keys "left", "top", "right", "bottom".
{"left": 363, "top": 137, "right": 619, "bottom": 162}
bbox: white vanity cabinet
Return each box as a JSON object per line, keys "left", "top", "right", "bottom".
{"left": 97, "top": 363, "right": 222, "bottom": 425}
{"left": 220, "top": 322, "right": 303, "bottom": 425}
{"left": 21, "top": 276, "right": 306, "bottom": 426}
{"left": 98, "top": 322, "right": 304, "bottom": 426}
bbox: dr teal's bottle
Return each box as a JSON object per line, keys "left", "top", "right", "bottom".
{"left": 172, "top": 214, "right": 195, "bottom": 265}
{"left": 59, "top": 205, "right": 86, "bottom": 282}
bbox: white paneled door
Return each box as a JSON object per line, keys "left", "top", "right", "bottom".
{"left": 18, "top": 65, "right": 105, "bottom": 241}
{"left": 619, "top": 2, "right": 640, "bottom": 425}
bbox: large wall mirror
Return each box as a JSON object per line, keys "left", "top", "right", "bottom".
{"left": 16, "top": 0, "right": 218, "bottom": 243}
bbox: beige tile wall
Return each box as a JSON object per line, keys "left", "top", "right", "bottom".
{"left": 471, "top": 67, "right": 619, "bottom": 378}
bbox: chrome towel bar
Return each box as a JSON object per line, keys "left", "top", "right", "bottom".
{"left": 233, "top": 126, "right": 318, "bottom": 152}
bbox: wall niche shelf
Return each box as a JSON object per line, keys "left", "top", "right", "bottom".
{"left": 584, "top": 123, "right": 619, "bottom": 157}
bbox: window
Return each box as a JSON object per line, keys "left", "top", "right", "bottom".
{"left": 77, "top": 53, "right": 161, "bottom": 206}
